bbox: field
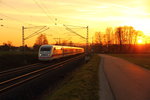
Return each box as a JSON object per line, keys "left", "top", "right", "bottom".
{"left": 110, "top": 54, "right": 150, "bottom": 69}
{"left": 0, "top": 51, "right": 38, "bottom": 71}
{"left": 41, "top": 55, "right": 100, "bottom": 100}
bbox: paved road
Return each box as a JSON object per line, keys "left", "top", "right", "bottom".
{"left": 99, "top": 54, "right": 150, "bottom": 100}
{"left": 99, "top": 58, "right": 115, "bottom": 100}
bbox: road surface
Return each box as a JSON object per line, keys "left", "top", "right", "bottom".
{"left": 99, "top": 54, "right": 150, "bottom": 100}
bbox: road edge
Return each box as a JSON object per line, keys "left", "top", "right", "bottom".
{"left": 99, "top": 56, "right": 115, "bottom": 100}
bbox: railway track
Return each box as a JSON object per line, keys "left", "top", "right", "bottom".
{"left": 0, "top": 54, "right": 84, "bottom": 95}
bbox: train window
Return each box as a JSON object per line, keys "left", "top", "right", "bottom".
{"left": 41, "top": 47, "right": 51, "bottom": 51}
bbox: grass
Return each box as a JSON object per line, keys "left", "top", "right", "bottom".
{"left": 110, "top": 54, "right": 150, "bottom": 69}
{"left": 0, "top": 51, "right": 38, "bottom": 71}
{"left": 42, "top": 54, "right": 100, "bottom": 100}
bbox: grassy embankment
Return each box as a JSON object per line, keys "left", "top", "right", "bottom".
{"left": 42, "top": 55, "right": 100, "bottom": 100}
{"left": 0, "top": 51, "right": 38, "bottom": 71}
{"left": 110, "top": 54, "right": 150, "bottom": 69}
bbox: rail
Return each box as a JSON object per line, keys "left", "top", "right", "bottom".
{"left": 0, "top": 54, "right": 84, "bottom": 94}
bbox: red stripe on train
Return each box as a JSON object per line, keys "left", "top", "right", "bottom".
{"left": 52, "top": 54, "right": 62, "bottom": 57}
{"left": 39, "top": 57, "right": 50, "bottom": 59}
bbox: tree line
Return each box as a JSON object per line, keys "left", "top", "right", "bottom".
{"left": 1, "top": 25, "right": 150, "bottom": 54}
{"left": 0, "top": 34, "right": 77, "bottom": 52}
{"left": 93, "top": 26, "right": 150, "bottom": 53}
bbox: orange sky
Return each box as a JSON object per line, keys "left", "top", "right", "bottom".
{"left": 0, "top": 0, "right": 150, "bottom": 46}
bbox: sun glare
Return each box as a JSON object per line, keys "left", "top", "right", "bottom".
{"left": 138, "top": 38, "right": 143, "bottom": 44}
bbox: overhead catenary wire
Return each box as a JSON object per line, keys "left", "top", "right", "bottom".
{"left": 38, "top": 0, "right": 53, "bottom": 16}
{"left": 0, "top": 2, "right": 24, "bottom": 15}
{"left": 38, "top": 0, "right": 82, "bottom": 27}
{"left": 0, "top": 13, "right": 34, "bottom": 26}
{"left": 1, "top": 0, "right": 88, "bottom": 46}
{"left": 24, "top": 26, "right": 49, "bottom": 40}
{"left": 24, "top": 26, "right": 46, "bottom": 40}
{"left": 38, "top": 0, "right": 62, "bottom": 26}
{"left": 63, "top": 24, "right": 86, "bottom": 39}
{"left": 0, "top": 2, "right": 35, "bottom": 26}
{"left": 33, "top": 0, "right": 65, "bottom": 39}
{"left": 33, "top": 0, "right": 55, "bottom": 24}
{"left": 34, "top": 0, "right": 79, "bottom": 41}
{"left": 27, "top": 27, "right": 49, "bottom": 39}
{"left": 24, "top": 27, "right": 49, "bottom": 40}
{"left": 24, "top": 26, "right": 47, "bottom": 29}
{"left": 35, "top": 0, "right": 67, "bottom": 36}
{"left": 64, "top": 24, "right": 87, "bottom": 28}
{"left": 2, "top": 1, "right": 55, "bottom": 26}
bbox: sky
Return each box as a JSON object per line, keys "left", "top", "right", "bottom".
{"left": 0, "top": 0, "right": 150, "bottom": 46}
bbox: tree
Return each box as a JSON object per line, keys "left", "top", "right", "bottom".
{"left": 1, "top": 41, "right": 13, "bottom": 51}
{"left": 115, "top": 26, "right": 125, "bottom": 52}
{"left": 34, "top": 34, "right": 48, "bottom": 45}
{"left": 106, "top": 27, "right": 113, "bottom": 44}
{"left": 33, "top": 34, "right": 48, "bottom": 50}
{"left": 95, "top": 32, "right": 102, "bottom": 44}
{"left": 114, "top": 26, "right": 142, "bottom": 53}
{"left": 3, "top": 41, "right": 13, "bottom": 47}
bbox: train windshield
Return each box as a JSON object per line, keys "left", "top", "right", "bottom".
{"left": 40, "top": 47, "right": 51, "bottom": 51}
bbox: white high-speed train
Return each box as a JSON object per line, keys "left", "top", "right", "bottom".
{"left": 38, "top": 45, "right": 84, "bottom": 61}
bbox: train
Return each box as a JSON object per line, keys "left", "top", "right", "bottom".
{"left": 38, "top": 45, "right": 85, "bottom": 61}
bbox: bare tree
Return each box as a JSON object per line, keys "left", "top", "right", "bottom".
{"left": 95, "top": 32, "right": 102, "bottom": 44}
{"left": 34, "top": 34, "right": 48, "bottom": 45}
{"left": 115, "top": 27, "right": 123, "bottom": 52}
{"left": 1, "top": 41, "right": 13, "bottom": 51}
{"left": 106, "top": 27, "right": 114, "bottom": 44}
{"left": 3, "top": 41, "right": 13, "bottom": 47}
{"left": 33, "top": 34, "right": 48, "bottom": 50}
{"left": 93, "top": 25, "right": 145, "bottom": 53}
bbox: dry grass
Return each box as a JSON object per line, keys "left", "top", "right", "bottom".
{"left": 110, "top": 54, "right": 150, "bottom": 69}
{"left": 0, "top": 51, "right": 38, "bottom": 71}
{"left": 42, "top": 55, "right": 100, "bottom": 100}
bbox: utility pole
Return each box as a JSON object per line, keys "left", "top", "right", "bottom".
{"left": 63, "top": 24, "right": 90, "bottom": 62}
{"left": 21, "top": 25, "right": 49, "bottom": 63}
{"left": 22, "top": 26, "right": 25, "bottom": 53}
{"left": 21, "top": 25, "right": 48, "bottom": 50}
{"left": 64, "top": 24, "right": 89, "bottom": 54}
{"left": 22, "top": 26, "right": 26, "bottom": 64}
{"left": 86, "top": 26, "right": 89, "bottom": 54}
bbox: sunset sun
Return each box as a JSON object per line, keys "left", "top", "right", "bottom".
{"left": 138, "top": 39, "right": 142, "bottom": 44}
{"left": 137, "top": 37, "right": 143, "bottom": 44}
